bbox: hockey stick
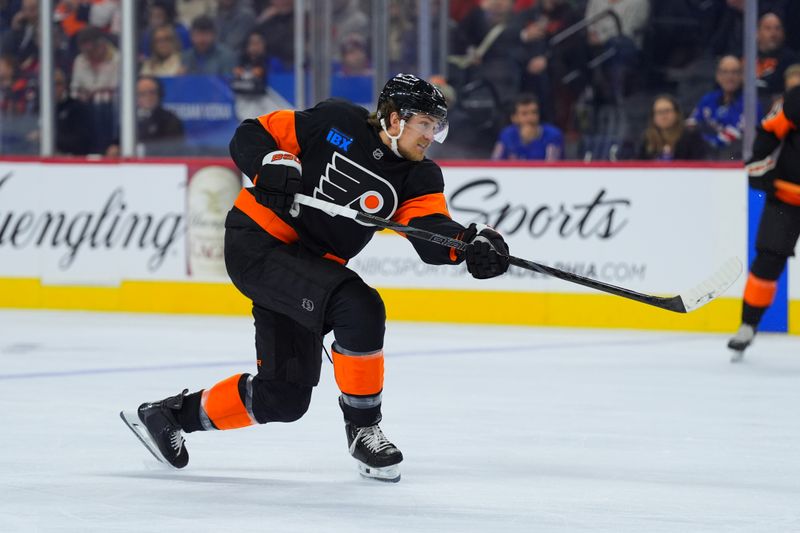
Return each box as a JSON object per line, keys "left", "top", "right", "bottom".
{"left": 292, "top": 194, "right": 742, "bottom": 313}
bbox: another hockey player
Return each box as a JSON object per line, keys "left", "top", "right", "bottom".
{"left": 728, "top": 74, "right": 800, "bottom": 362}
{"left": 121, "top": 74, "right": 510, "bottom": 482}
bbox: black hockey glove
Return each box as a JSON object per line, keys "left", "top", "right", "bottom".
{"left": 462, "top": 223, "right": 510, "bottom": 279}
{"left": 253, "top": 150, "right": 303, "bottom": 213}
{"left": 746, "top": 156, "right": 777, "bottom": 194}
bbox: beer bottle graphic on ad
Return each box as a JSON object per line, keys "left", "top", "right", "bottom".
{"left": 187, "top": 165, "right": 240, "bottom": 278}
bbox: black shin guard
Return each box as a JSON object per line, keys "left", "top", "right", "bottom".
{"left": 750, "top": 250, "right": 788, "bottom": 280}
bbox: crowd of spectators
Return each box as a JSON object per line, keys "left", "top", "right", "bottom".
{"left": 2, "top": 0, "right": 800, "bottom": 160}
{"left": 445, "top": 0, "right": 800, "bottom": 160}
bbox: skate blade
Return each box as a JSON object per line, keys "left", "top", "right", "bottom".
{"left": 729, "top": 349, "right": 745, "bottom": 363}
{"left": 119, "top": 410, "right": 178, "bottom": 469}
{"left": 356, "top": 461, "right": 401, "bottom": 483}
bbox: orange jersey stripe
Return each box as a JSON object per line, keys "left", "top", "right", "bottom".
{"left": 332, "top": 349, "right": 384, "bottom": 397}
{"left": 201, "top": 374, "right": 255, "bottom": 430}
{"left": 257, "top": 110, "right": 300, "bottom": 155}
{"left": 392, "top": 193, "right": 451, "bottom": 226}
{"left": 324, "top": 253, "right": 347, "bottom": 265}
{"left": 233, "top": 189, "right": 299, "bottom": 244}
{"left": 761, "top": 108, "right": 797, "bottom": 140}
{"left": 743, "top": 273, "right": 777, "bottom": 307}
{"left": 774, "top": 179, "right": 800, "bottom": 206}
{"left": 233, "top": 190, "right": 347, "bottom": 263}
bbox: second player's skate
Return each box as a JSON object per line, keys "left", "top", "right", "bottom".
{"left": 120, "top": 389, "right": 189, "bottom": 468}
{"left": 728, "top": 324, "right": 756, "bottom": 363}
{"left": 346, "top": 421, "right": 403, "bottom": 483}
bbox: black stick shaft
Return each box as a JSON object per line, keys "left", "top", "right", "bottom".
{"left": 349, "top": 210, "right": 686, "bottom": 312}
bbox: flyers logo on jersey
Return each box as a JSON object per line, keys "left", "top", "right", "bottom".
{"left": 314, "top": 152, "right": 398, "bottom": 225}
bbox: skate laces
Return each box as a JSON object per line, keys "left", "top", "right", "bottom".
{"left": 168, "top": 428, "right": 184, "bottom": 453}
{"left": 357, "top": 425, "right": 394, "bottom": 453}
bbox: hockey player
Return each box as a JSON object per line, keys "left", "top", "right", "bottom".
{"left": 121, "top": 74, "right": 510, "bottom": 482}
{"left": 728, "top": 77, "right": 800, "bottom": 362}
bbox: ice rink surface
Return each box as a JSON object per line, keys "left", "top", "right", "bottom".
{"left": 0, "top": 309, "right": 798, "bottom": 533}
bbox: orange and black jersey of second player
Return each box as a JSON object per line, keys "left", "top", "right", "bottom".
{"left": 229, "top": 98, "right": 466, "bottom": 264}
{"left": 753, "top": 86, "right": 800, "bottom": 199}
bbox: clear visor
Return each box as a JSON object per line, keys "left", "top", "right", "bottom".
{"left": 400, "top": 109, "right": 449, "bottom": 143}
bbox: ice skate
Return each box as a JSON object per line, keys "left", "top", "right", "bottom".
{"left": 120, "top": 389, "right": 189, "bottom": 468}
{"left": 345, "top": 421, "right": 403, "bottom": 483}
{"left": 728, "top": 324, "right": 756, "bottom": 363}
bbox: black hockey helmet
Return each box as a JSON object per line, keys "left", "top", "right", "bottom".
{"left": 377, "top": 73, "right": 448, "bottom": 142}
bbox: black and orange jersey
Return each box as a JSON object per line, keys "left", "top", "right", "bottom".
{"left": 751, "top": 86, "right": 800, "bottom": 204}
{"left": 229, "top": 98, "right": 465, "bottom": 264}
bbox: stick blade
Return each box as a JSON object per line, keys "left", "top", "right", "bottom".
{"left": 677, "top": 257, "right": 743, "bottom": 313}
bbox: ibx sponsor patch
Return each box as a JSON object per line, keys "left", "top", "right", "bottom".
{"left": 326, "top": 128, "right": 353, "bottom": 152}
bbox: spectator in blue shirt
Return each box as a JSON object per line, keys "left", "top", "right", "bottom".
{"left": 687, "top": 55, "right": 763, "bottom": 160}
{"left": 491, "top": 94, "right": 563, "bottom": 160}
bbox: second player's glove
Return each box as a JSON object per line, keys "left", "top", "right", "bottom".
{"left": 462, "top": 223, "right": 510, "bottom": 279}
{"left": 253, "top": 150, "right": 303, "bottom": 213}
{"left": 746, "top": 156, "right": 777, "bottom": 193}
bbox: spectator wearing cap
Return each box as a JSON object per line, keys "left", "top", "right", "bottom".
{"left": 181, "top": 15, "right": 235, "bottom": 76}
